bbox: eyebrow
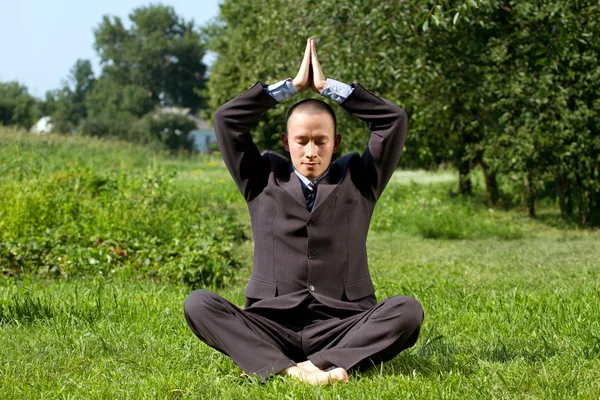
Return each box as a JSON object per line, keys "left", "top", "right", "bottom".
{"left": 293, "top": 132, "right": 331, "bottom": 138}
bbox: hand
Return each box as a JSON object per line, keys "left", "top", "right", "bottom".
{"left": 292, "top": 39, "right": 312, "bottom": 92}
{"left": 310, "top": 39, "right": 328, "bottom": 94}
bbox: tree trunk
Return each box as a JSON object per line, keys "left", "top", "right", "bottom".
{"left": 482, "top": 162, "right": 499, "bottom": 207}
{"left": 458, "top": 157, "right": 472, "bottom": 195}
{"left": 556, "top": 175, "right": 567, "bottom": 218}
{"left": 525, "top": 170, "right": 535, "bottom": 218}
{"left": 575, "top": 174, "right": 589, "bottom": 225}
{"left": 565, "top": 189, "right": 574, "bottom": 216}
{"left": 594, "top": 168, "right": 600, "bottom": 214}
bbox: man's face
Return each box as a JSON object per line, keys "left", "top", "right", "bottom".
{"left": 281, "top": 111, "right": 341, "bottom": 181}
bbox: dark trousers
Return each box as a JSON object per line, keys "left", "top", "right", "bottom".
{"left": 184, "top": 290, "right": 424, "bottom": 380}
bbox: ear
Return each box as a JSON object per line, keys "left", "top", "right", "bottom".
{"left": 280, "top": 133, "right": 289, "bottom": 152}
{"left": 333, "top": 134, "right": 342, "bottom": 153}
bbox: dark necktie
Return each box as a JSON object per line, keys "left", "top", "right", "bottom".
{"left": 306, "top": 182, "right": 317, "bottom": 211}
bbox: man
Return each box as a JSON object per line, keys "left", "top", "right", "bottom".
{"left": 184, "top": 39, "right": 423, "bottom": 384}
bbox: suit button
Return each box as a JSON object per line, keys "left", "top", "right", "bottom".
{"left": 308, "top": 251, "right": 316, "bottom": 259}
{"left": 307, "top": 220, "right": 315, "bottom": 227}
{"left": 309, "top": 285, "right": 315, "bottom": 291}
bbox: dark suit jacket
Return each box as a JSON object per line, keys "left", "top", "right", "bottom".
{"left": 214, "top": 82, "right": 407, "bottom": 313}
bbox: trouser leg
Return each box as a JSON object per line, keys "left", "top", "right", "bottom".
{"left": 303, "top": 296, "right": 424, "bottom": 371}
{"left": 184, "top": 289, "right": 298, "bottom": 379}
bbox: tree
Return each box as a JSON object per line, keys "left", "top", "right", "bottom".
{"left": 93, "top": 4, "right": 207, "bottom": 111}
{"left": 44, "top": 59, "right": 96, "bottom": 133}
{"left": 131, "top": 112, "right": 197, "bottom": 151}
{"left": 69, "top": 59, "right": 95, "bottom": 121}
{"left": 205, "top": 0, "right": 600, "bottom": 224}
{"left": 81, "top": 77, "right": 155, "bottom": 139}
{"left": 479, "top": 1, "right": 600, "bottom": 222}
{"left": 0, "top": 81, "right": 39, "bottom": 129}
{"left": 204, "top": 0, "right": 484, "bottom": 158}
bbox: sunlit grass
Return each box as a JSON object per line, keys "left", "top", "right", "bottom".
{"left": 1, "top": 129, "right": 599, "bottom": 399}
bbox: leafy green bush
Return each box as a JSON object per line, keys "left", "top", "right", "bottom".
{"left": 80, "top": 113, "right": 136, "bottom": 139}
{"left": 0, "top": 129, "right": 244, "bottom": 288}
{"left": 130, "top": 113, "right": 196, "bottom": 152}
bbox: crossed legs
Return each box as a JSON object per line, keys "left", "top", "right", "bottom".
{"left": 184, "top": 290, "right": 423, "bottom": 383}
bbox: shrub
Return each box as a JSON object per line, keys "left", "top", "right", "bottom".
{"left": 0, "top": 130, "right": 245, "bottom": 289}
{"left": 130, "top": 113, "right": 196, "bottom": 152}
{"left": 80, "top": 113, "right": 136, "bottom": 139}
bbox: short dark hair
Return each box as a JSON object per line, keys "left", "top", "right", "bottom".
{"left": 284, "top": 99, "right": 337, "bottom": 136}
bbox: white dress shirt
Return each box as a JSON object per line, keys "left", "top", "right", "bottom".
{"left": 266, "top": 78, "right": 354, "bottom": 104}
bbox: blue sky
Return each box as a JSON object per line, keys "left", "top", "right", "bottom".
{"left": 0, "top": 0, "right": 220, "bottom": 98}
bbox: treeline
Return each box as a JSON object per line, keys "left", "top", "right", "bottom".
{"left": 2, "top": 1, "right": 599, "bottom": 224}
{"left": 206, "top": 0, "right": 600, "bottom": 224}
{"left": 0, "top": 5, "right": 206, "bottom": 151}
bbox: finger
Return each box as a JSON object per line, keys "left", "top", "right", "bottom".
{"left": 310, "top": 40, "right": 325, "bottom": 80}
{"left": 294, "top": 39, "right": 312, "bottom": 90}
{"left": 310, "top": 40, "right": 321, "bottom": 70}
{"left": 299, "top": 39, "right": 311, "bottom": 73}
{"left": 303, "top": 39, "right": 311, "bottom": 63}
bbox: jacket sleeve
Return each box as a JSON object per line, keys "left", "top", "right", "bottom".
{"left": 213, "top": 82, "right": 279, "bottom": 201}
{"left": 341, "top": 84, "right": 408, "bottom": 201}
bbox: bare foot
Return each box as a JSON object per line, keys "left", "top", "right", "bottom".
{"left": 284, "top": 366, "right": 348, "bottom": 385}
{"left": 296, "top": 360, "right": 320, "bottom": 372}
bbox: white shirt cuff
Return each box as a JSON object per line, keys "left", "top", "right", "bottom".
{"left": 265, "top": 78, "right": 298, "bottom": 102}
{"left": 321, "top": 78, "right": 354, "bottom": 104}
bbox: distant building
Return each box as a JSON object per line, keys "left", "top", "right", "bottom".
{"left": 30, "top": 116, "right": 53, "bottom": 134}
{"left": 158, "top": 107, "right": 216, "bottom": 152}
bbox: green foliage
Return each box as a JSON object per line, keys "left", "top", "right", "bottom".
{"left": 131, "top": 112, "right": 197, "bottom": 152}
{"left": 55, "top": 4, "right": 211, "bottom": 148}
{"left": 205, "top": 0, "right": 481, "bottom": 156}
{"left": 476, "top": 1, "right": 600, "bottom": 224}
{"left": 2, "top": 127, "right": 599, "bottom": 397}
{"left": 372, "top": 177, "right": 523, "bottom": 240}
{"left": 41, "top": 59, "right": 96, "bottom": 134}
{"left": 79, "top": 112, "right": 135, "bottom": 140}
{"left": 85, "top": 78, "right": 155, "bottom": 121}
{"left": 206, "top": 0, "right": 600, "bottom": 224}
{"left": 0, "top": 129, "right": 244, "bottom": 288}
{"left": 94, "top": 4, "right": 207, "bottom": 111}
{"left": 0, "top": 81, "right": 40, "bottom": 129}
{"left": 30, "top": 4, "right": 210, "bottom": 153}
{"left": 81, "top": 78, "right": 154, "bottom": 140}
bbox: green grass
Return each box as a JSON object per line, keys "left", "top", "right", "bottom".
{"left": 1, "top": 129, "right": 599, "bottom": 399}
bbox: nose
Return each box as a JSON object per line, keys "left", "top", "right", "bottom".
{"left": 306, "top": 142, "right": 316, "bottom": 158}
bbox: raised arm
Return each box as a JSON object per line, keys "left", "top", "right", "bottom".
{"left": 214, "top": 40, "right": 314, "bottom": 201}
{"left": 311, "top": 41, "right": 407, "bottom": 201}
{"left": 213, "top": 84, "right": 277, "bottom": 202}
{"left": 342, "top": 86, "right": 407, "bottom": 201}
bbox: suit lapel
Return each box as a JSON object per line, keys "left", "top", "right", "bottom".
{"left": 312, "top": 162, "right": 343, "bottom": 213}
{"left": 277, "top": 161, "right": 344, "bottom": 212}
{"left": 278, "top": 169, "right": 307, "bottom": 209}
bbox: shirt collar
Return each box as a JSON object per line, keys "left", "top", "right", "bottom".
{"left": 292, "top": 165, "right": 330, "bottom": 187}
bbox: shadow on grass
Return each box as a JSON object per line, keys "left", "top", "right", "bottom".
{"left": 533, "top": 209, "right": 600, "bottom": 230}
{"left": 0, "top": 294, "right": 55, "bottom": 325}
{"left": 356, "top": 324, "right": 476, "bottom": 379}
{"left": 354, "top": 326, "right": 568, "bottom": 381}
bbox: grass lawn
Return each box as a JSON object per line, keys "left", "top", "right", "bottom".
{"left": 1, "top": 131, "right": 599, "bottom": 399}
